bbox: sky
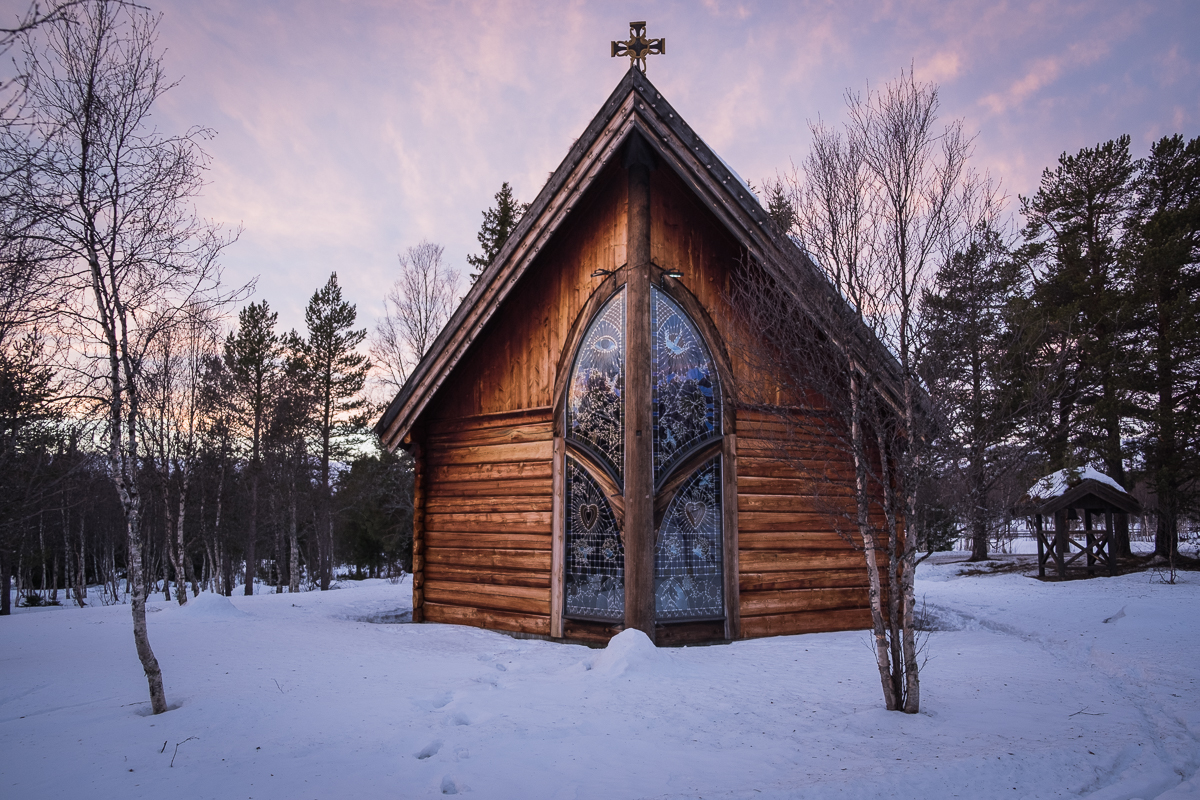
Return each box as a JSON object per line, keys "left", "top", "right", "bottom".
{"left": 5, "top": 0, "right": 1199, "bottom": 338}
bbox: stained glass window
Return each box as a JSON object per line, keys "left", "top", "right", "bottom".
{"left": 566, "top": 288, "right": 625, "bottom": 483}
{"left": 654, "top": 458, "right": 724, "bottom": 621}
{"left": 652, "top": 287, "right": 720, "bottom": 481}
{"left": 564, "top": 457, "right": 625, "bottom": 622}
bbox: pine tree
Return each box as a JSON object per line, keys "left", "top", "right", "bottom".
{"left": 921, "top": 226, "right": 1025, "bottom": 560}
{"left": 224, "top": 301, "right": 280, "bottom": 595}
{"left": 466, "top": 182, "right": 529, "bottom": 282}
{"left": 297, "top": 273, "right": 370, "bottom": 590}
{"left": 1125, "top": 134, "right": 1200, "bottom": 559}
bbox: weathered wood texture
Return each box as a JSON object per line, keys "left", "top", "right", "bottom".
{"left": 420, "top": 409, "right": 555, "bottom": 636}
{"left": 735, "top": 408, "right": 874, "bottom": 637}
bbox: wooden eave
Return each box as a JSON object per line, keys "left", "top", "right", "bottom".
{"left": 376, "top": 66, "right": 907, "bottom": 450}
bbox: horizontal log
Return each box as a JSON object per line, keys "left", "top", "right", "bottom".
{"left": 426, "top": 440, "right": 553, "bottom": 467}
{"left": 736, "top": 457, "right": 858, "bottom": 482}
{"left": 425, "top": 496, "right": 554, "bottom": 514}
{"left": 425, "top": 512, "right": 552, "bottom": 535}
{"left": 740, "top": 586, "right": 869, "bottom": 616}
{"left": 739, "top": 568, "right": 870, "bottom": 593}
{"left": 562, "top": 618, "right": 623, "bottom": 646}
{"left": 738, "top": 531, "right": 861, "bottom": 551}
{"left": 738, "top": 550, "right": 868, "bottom": 572}
{"left": 428, "top": 422, "right": 554, "bottom": 448}
{"left": 423, "top": 602, "right": 550, "bottom": 636}
{"left": 425, "top": 548, "right": 552, "bottom": 571}
{"left": 425, "top": 579, "right": 549, "bottom": 601}
{"left": 738, "top": 494, "right": 857, "bottom": 514}
{"left": 428, "top": 407, "right": 554, "bottom": 435}
{"left": 425, "top": 477, "right": 552, "bottom": 498}
{"left": 739, "top": 606, "right": 871, "bottom": 639}
{"left": 424, "top": 585, "right": 550, "bottom": 616}
{"left": 738, "top": 439, "right": 852, "bottom": 462}
{"left": 427, "top": 461, "right": 552, "bottom": 484}
{"left": 424, "top": 564, "right": 550, "bottom": 589}
{"left": 737, "top": 475, "right": 856, "bottom": 497}
{"left": 424, "top": 531, "right": 551, "bottom": 551}
{"left": 655, "top": 620, "right": 726, "bottom": 646}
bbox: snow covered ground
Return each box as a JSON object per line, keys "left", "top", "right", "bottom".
{"left": 2, "top": 557, "right": 1198, "bottom": 799}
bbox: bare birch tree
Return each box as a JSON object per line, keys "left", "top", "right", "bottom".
{"left": 370, "top": 241, "right": 459, "bottom": 395}
{"left": 10, "top": 1, "right": 237, "bottom": 713}
{"left": 731, "top": 69, "right": 987, "bottom": 713}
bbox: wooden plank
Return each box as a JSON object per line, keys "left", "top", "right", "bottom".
{"left": 424, "top": 511, "right": 552, "bottom": 529}
{"left": 425, "top": 477, "right": 552, "bottom": 498}
{"left": 423, "top": 602, "right": 551, "bottom": 636}
{"left": 738, "top": 531, "right": 860, "bottom": 550}
{"left": 738, "top": 550, "right": 868, "bottom": 572}
{"left": 550, "top": 436, "right": 566, "bottom": 638}
{"left": 427, "top": 461, "right": 552, "bottom": 484}
{"left": 425, "top": 496, "right": 554, "bottom": 513}
{"left": 424, "top": 585, "right": 551, "bottom": 616}
{"left": 738, "top": 607, "right": 871, "bottom": 639}
{"left": 412, "top": 443, "right": 426, "bottom": 623}
{"left": 424, "top": 564, "right": 550, "bottom": 588}
{"left": 425, "top": 440, "right": 553, "bottom": 466}
{"left": 737, "top": 511, "right": 886, "bottom": 533}
{"left": 562, "top": 618, "right": 623, "bottom": 646}
{"left": 737, "top": 475, "right": 847, "bottom": 495}
{"left": 722, "top": 433, "right": 740, "bottom": 641}
{"left": 656, "top": 620, "right": 726, "bottom": 646}
{"left": 737, "top": 494, "right": 858, "bottom": 514}
{"left": 429, "top": 407, "right": 554, "bottom": 435}
{"left": 625, "top": 156, "right": 655, "bottom": 642}
{"left": 736, "top": 457, "right": 858, "bottom": 481}
{"left": 739, "top": 586, "right": 869, "bottom": 616}
{"left": 425, "top": 548, "right": 552, "bottom": 571}
{"left": 425, "top": 579, "right": 549, "bottom": 601}
{"left": 739, "top": 568, "right": 870, "bottom": 593}
{"left": 423, "top": 531, "right": 551, "bottom": 551}
{"left": 428, "top": 422, "right": 554, "bottom": 448}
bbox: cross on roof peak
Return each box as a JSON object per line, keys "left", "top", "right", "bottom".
{"left": 611, "top": 21, "right": 665, "bottom": 73}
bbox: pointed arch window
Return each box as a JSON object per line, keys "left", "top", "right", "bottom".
{"left": 563, "top": 283, "right": 724, "bottom": 625}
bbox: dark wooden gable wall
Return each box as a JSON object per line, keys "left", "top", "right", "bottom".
{"left": 411, "top": 151, "right": 873, "bottom": 642}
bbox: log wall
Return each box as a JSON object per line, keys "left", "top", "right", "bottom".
{"left": 420, "top": 408, "right": 555, "bottom": 636}
{"left": 735, "top": 408, "right": 874, "bottom": 638}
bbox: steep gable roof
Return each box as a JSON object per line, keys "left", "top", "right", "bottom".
{"left": 376, "top": 66, "right": 903, "bottom": 449}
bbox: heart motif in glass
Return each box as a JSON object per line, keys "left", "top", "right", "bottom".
{"left": 684, "top": 501, "right": 706, "bottom": 529}
{"left": 580, "top": 503, "right": 600, "bottom": 531}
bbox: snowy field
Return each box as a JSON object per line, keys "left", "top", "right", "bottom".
{"left": 2, "top": 557, "right": 1198, "bottom": 799}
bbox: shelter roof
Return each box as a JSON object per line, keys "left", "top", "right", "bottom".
{"left": 1024, "top": 467, "right": 1142, "bottom": 516}
{"left": 376, "top": 66, "right": 906, "bottom": 450}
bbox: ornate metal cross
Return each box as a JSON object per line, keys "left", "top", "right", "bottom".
{"left": 611, "top": 21, "right": 665, "bottom": 73}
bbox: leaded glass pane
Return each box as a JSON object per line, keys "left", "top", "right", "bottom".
{"left": 655, "top": 458, "right": 723, "bottom": 621}
{"left": 566, "top": 288, "right": 625, "bottom": 482}
{"left": 652, "top": 287, "right": 720, "bottom": 481}
{"left": 564, "top": 457, "right": 625, "bottom": 622}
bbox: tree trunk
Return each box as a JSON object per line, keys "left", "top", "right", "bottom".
{"left": 288, "top": 480, "right": 300, "bottom": 593}
{"left": 0, "top": 548, "right": 11, "bottom": 615}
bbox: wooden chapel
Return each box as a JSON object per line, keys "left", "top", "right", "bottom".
{"left": 376, "top": 63, "right": 897, "bottom": 647}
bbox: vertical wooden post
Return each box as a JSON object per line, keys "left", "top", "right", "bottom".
{"left": 1105, "top": 509, "right": 1117, "bottom": 577}
{"left": 624, "top": 132, "right": 655, "bottom": 642}
{"left": 1054, "top": 510, "right": 1068, "bottom": 580}
{"left": 1084, "top": 510, "right": 1095, "bottom": 576}
{"left": 1035, "top": 514, "right": 1046, "bottom": 579}
{"left": 550, "top": 436, "right": 566, "bottom": 638}
{"left": 722, "top": 433, "right": 740, "bottom": 641}
{"left": 411, "top": 442, "right": 426, "bottom": 623}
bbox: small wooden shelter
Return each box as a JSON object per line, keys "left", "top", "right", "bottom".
{"left": 1025, "top": 468, "right": 1141, "bottom": 579}
{"left": 376, "top": 67, "right": 901, "bottom": 646}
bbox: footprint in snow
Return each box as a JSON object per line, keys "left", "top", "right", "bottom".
{"left": 415, "top": 740, "right": 442, "bottom": 760}
{"left": 431, "top": 692, "right": 453, "bottom": 709}
{"left": 450, "top": 712, "right": 470, "bottom": 726}
{"left": 441, "top": 775, "right": 462, "bottom": 795}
